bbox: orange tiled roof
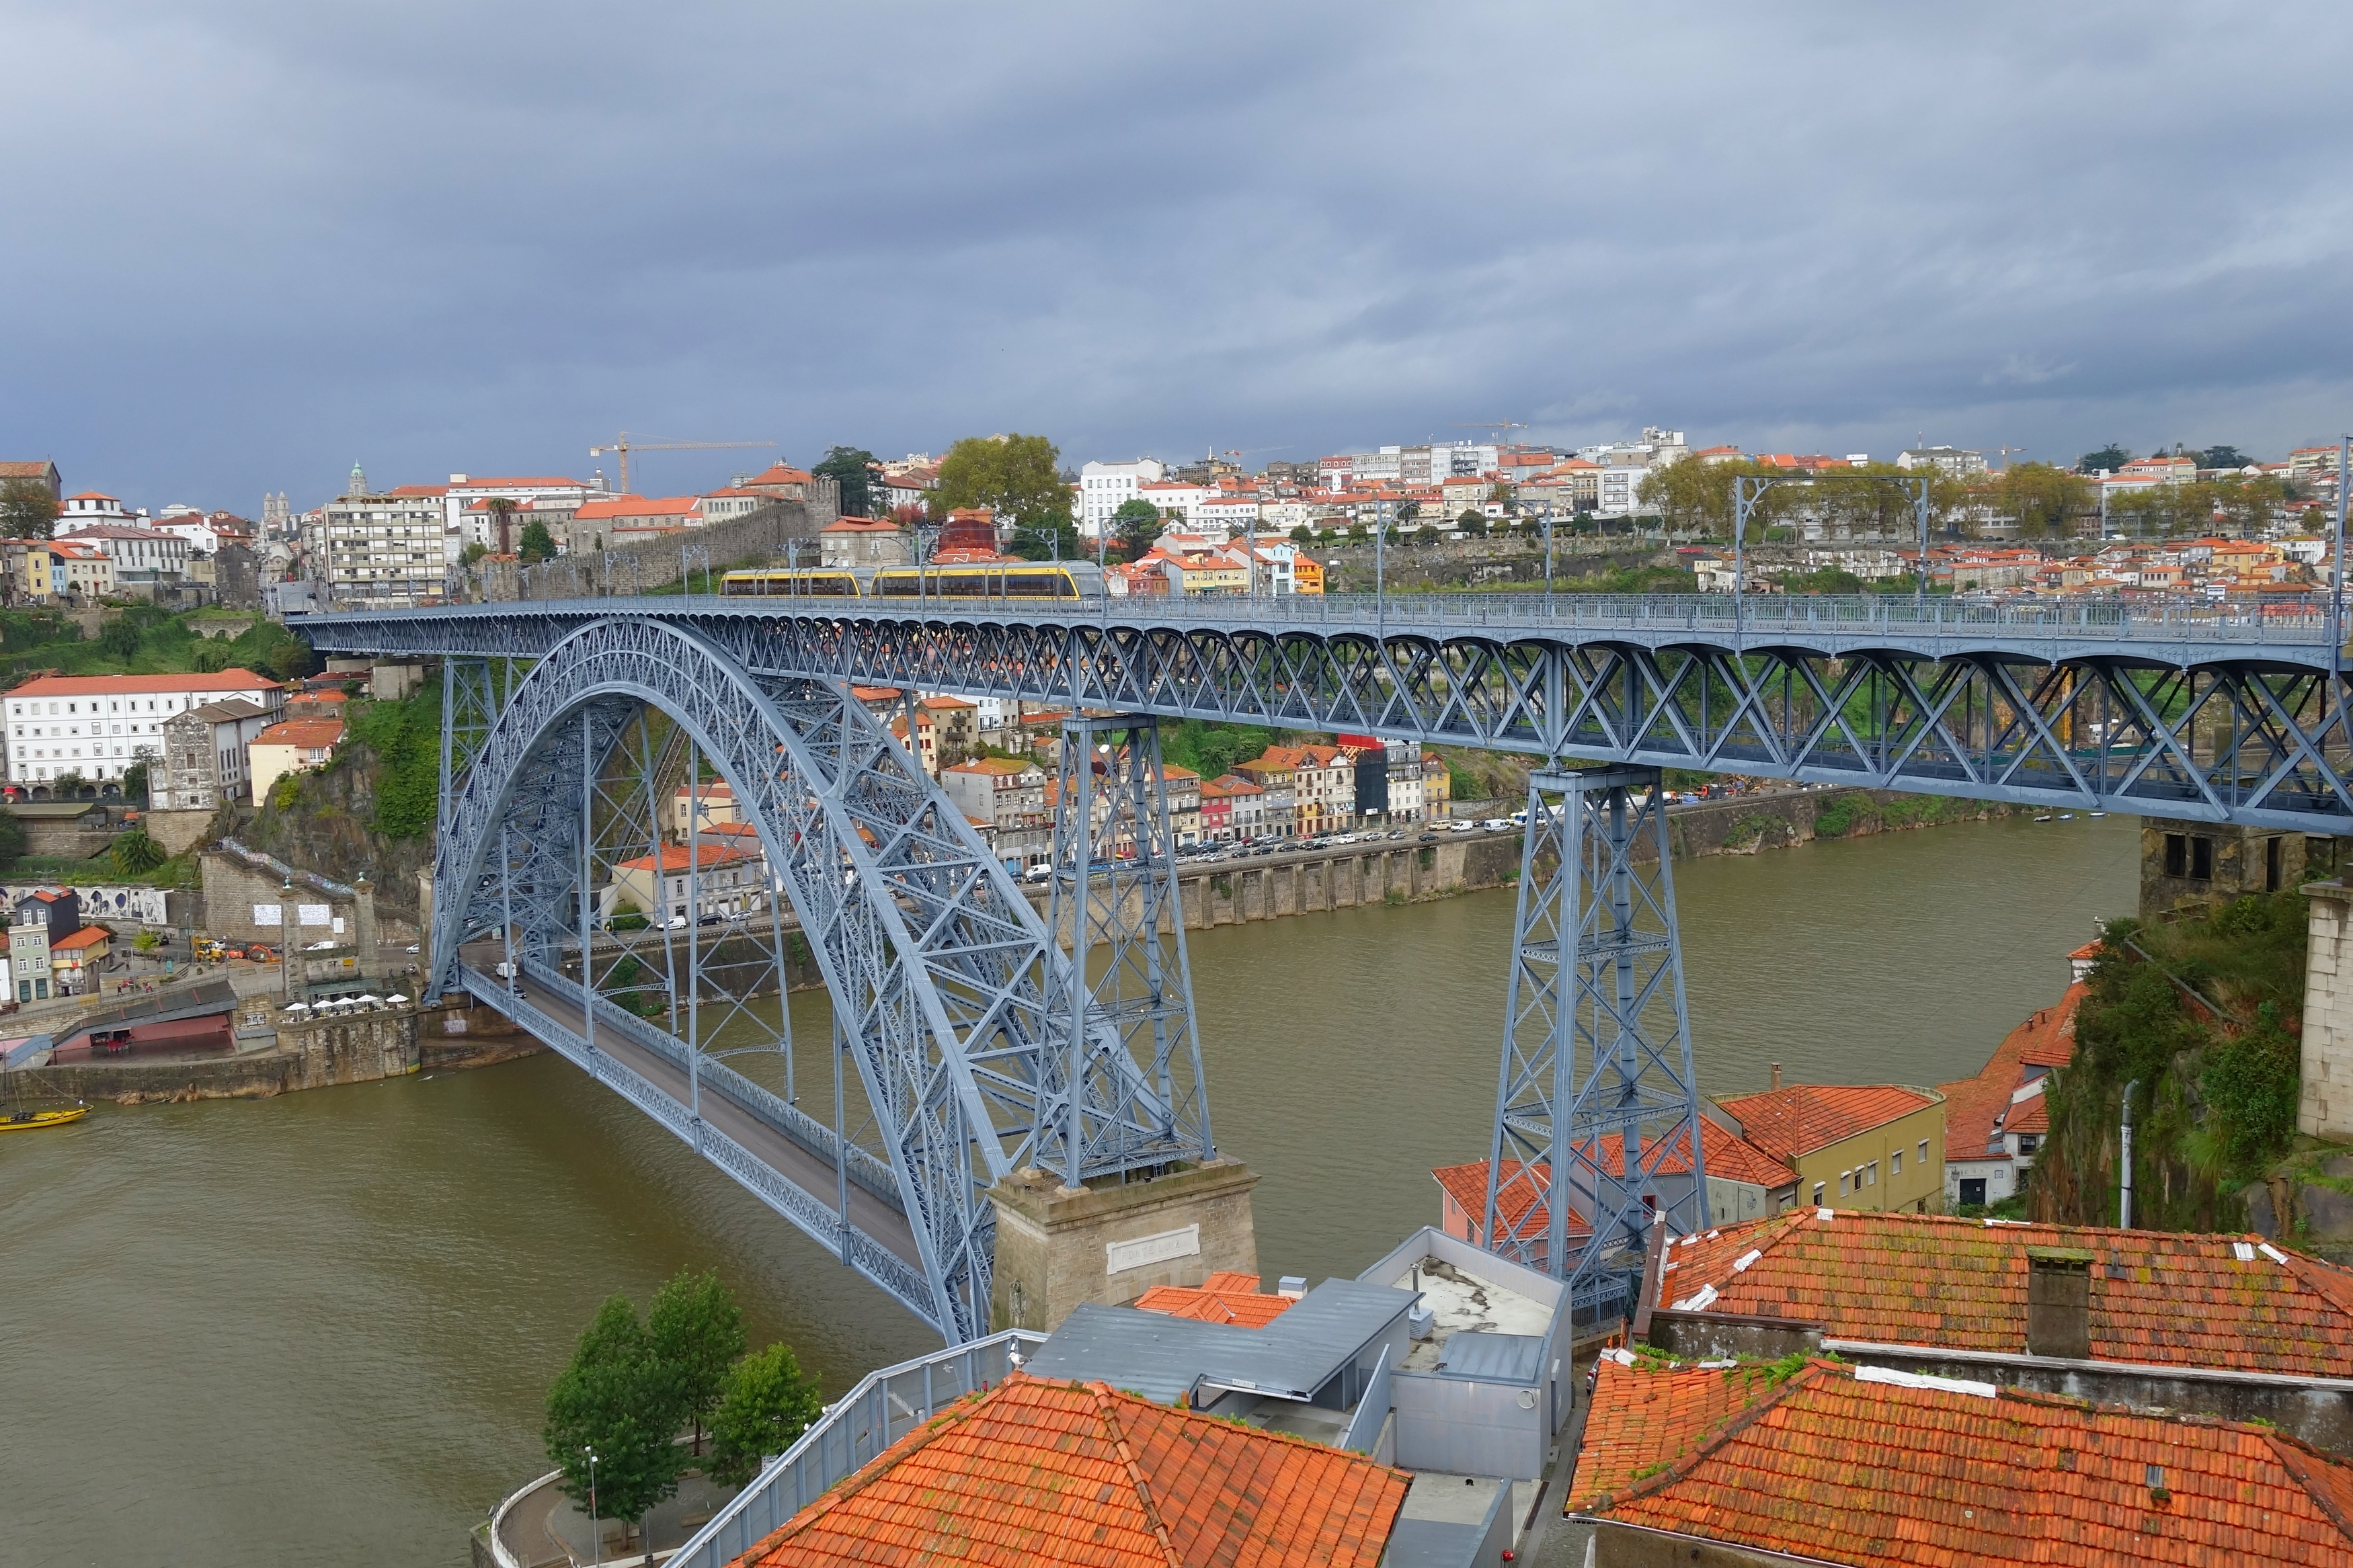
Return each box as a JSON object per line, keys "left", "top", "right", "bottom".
{"left": 614, "top": 842, "right": 757, "bottom": 874}
{"left": 1431, "top": 1159, "right": 1590, "bottom": 1241}
{"left": 1938, "top": 981, "right": 2084, "bottom": 1161}
{"left": 1712, "top": 1083, "right": 1937, "bottom": 1163}
{"left": 1132, "top": 1271, "right": 1295, "bottom": 1327}
{"left": 12, "top": 670, "right": 272, "bottom": 697}
{"left": 733, "top": 1374, "right": 1407, "bottom": 1568}
{"left": 1570, "top": 1356, "right": 2353, "bottom": 1564}
{"left": 1652, "top": 1208, "right": 2353, "bottom": 1376}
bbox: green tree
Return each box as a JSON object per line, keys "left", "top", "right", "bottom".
{"left": 1455, "top": 509, "right": 1487, "bottom": 538}
{"left": 267, "top": 640, "right": 317, "bottom": 681}
{"left": 544, "top": 1296, "right": 688, "bottom": 1536}
{"left": 707, "top": 1342, "right": 824, "bottom": 1489}
{"left": 462, "top": 541, "right": 490, "bottom": 565}
{"left": 99, "top": 617, "right": 141, "bottom": 657}
{"left": 0, "top": 809, "right": 24, "bottom": 868}
{"left": 812, "top": 447, "right": 879, "bottom": 518}
{"left": 132, "top": 928, "right": 161, "bottom": 956}
{"left": 2077, "top": 444, "right": 2133, "bottom": 474}
{"left": 1287, "top": 524, "right": 1312, "bottom": 543}
{"left": 932, "top": 434, "right": 1073, "bottom": 536}
{"left": 0, "top": 479, "right": 60, "bottom": 540}
{"left": 482, "top": 496, "right": 522, "bottom": 554}
{"left": 110, "top": 827, "right": 167, "bottom": 877}
{"left": 50, "top": 770, "right": 88, "bottom": 798}
{"left": 1111, "top": 498, "right": 1163, "bottom": 558}
{"left": 647, "top": 1270, "right": 745, "bottom": 1456}
{"left": 1007, "top": 520, "right": 1081, "bottom": 561}
{"left": 1995, "top": 462, "right": 2094, "bottom": 539}
{"left": 121, "top": 759, "right": 150, "bottom": 802}
{"left": 2200, "top": 445, "right": 2250, "bottom": 471}
{"left": 1415, "top": 524, "right": 1442, "bottom": 547}
{"left": 518, "top": 520, "right": 558, "bottom": 565}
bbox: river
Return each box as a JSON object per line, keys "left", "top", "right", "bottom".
{"left": 0, "top": 812, "right": 2136, "bottom": 1567}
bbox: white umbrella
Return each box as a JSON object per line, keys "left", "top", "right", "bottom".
{"left": 387, "top": 993, "right": 410, "bottom": 1004}
{"left": 353, "top": 995, "right": 381, "bottom": 1005}
{"left": 283, "top": 1001, "right": 311, "bottom": 1012}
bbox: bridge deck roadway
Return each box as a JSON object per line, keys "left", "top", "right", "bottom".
{"left": 456, "top": 951, "right": 923, "bottom": 1275}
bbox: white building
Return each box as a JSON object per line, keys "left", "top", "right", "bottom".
{"left": 5, "top": 670, "right": 282, "bottom": 788}
{"left": 1193, "top": 494, "right": 1263, "bottom": 538}
{"left": 1134, "top": 479, "right": 1209, "bottom": 525}
{"left": 441, "top": 474, "right": 594, "bottom": 542}
{"left": 53, "top": 524, "right": 189, "bottom": 577}
{"left": 1595, "top": 466, "right": 1647, "bottom": 517}
{"left": 1897, "top": 446, "right": 1989, "bottom": 479}
{"left": 52, "top": 492, "right": 141, "bottom": 533}
{"left": 1075, "top": 458, "right": 1168, "bottom": 537}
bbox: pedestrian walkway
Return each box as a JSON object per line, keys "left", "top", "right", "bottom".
{"left": 496, "top": 1464, "right": 744, "bottom": 1567}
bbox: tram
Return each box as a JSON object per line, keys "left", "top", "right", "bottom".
{"left": 720, "top": 561, "right": 1106, "bottom": 600}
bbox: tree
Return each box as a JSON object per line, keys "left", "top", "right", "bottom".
{"left": 2077, "top": 444, "right": 2133, "bottom": 474}
{"left": 1007, "top": 519, "right": 1081, "bottom": 561}
{"left": 462, "top": 541, "right": 490, "bottom": 565}
{"left": 1287, "top": 524, "right": 1312, "bottom": 543}
{"left": 1455, "top": 509, "right": 1487, "bottom": 538}
{"left": 2200, "top": 444, "right": 2251, "bottom": 471}
{"left": 99, "top": 617, "right": 141, "bottom": 657}
{"left": 110, "top": 827, "right": 167, "bottom": 877}
{"left": 267, "top": 640, "right": 317, "bottom": 681}
{"left": 0, "top": 479, "right": 60, "bottom": 540}
{"left": 1415, "top": 524, "right": 1442, "bottom": 547}
{"left": 482, "top": 497, "right": 521, "bottom": 555}
{"left": 0, "top": 809, "right": 24, "bottom": 868}
{"left": 1995, "top": 463, "right": 2094, "bottom": 539}
{"left": 518, "top": 520, "right": 558, "bottom": 565}
{"left": 50, "top": 770, "right": 88, "bottom": 798}
{"left": 932, "top": 434, "right": 1073, "bottom": 536}
{"left": 812, "top": 447, "right": 879, "bottom": 518}
{"left": 707, "top": 1342, "right": 824, "bottom": 1489}
{"left": 132, "top": 928, "right": 160, "bottom": 956}
{"left": 544, "top": 1295, "right": 688, "bottom": 1539}
{"left": 121, "top": 759, "right": 150, "bottom": 804}
{"left": 1111, "top": 498, "right": 1162, "bottom": 559}
{"left": 647, "top": 1270, "right": 745, "bottom": 1456}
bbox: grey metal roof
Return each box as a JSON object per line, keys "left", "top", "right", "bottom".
{"left": 1023, "top": 1278, "right": 1415, "bottom": 1405}
{"left": 1434, "top": 1331, "right": 1545, "bottom": 1384}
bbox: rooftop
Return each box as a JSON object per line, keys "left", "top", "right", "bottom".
{"left": 1939, "top": 980, "right": 2085, "bottom": 1162}
{"left": 1712, "top": 1082, "right": 1939, "bottom": 1163}
{"left": 1132, "top": 1271, "right": 1296, "bottom": 1328}
{"left": 11, "top": 670, "right": 272, "bottom": 698}
{"left": 255, "top": 719, "right": 347, "bottom": 749}
{"left": 614, "top": 843, "right": 758, "bottom": 874}
{"left": 732, "top": 1374, "right": 1407, "bottom": 1568}
{"left": 1570, "top": 1355, "right": 2353, "bottom": 1565}
{"left": 1652, "top": 1208, "right": 2353, "bottom": 1378}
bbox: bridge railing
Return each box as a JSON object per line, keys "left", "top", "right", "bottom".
{"left": 666, "top": 1329, "right": 1047, "bottom": 1568}
{"left": 491, "top": 587, "right": 2338, "bottom": 647}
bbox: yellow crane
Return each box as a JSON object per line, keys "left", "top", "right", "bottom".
{"left": 588, "top": 432, "right": 776, "bottom": 495}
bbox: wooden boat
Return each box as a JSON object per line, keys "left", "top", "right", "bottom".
{"left": 0, "top": 1104, "right": 89, "bottom": 1132}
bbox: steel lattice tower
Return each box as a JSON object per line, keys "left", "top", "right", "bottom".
{"left": 1482, "top": 765, "right": 1706, "bottom": 1325}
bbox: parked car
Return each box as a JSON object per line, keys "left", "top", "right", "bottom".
{"left": 1449, "top": 821, "right": 1476, "bottom": 833}
{"left": 1025, "top": 865, "right": 1052, "bottom": 883}
{"left": 1418, "top": 831, "right": 1440, "bottom": 843}
{"left": 1480, "top": 818, "right": 1511, "bottom": 832}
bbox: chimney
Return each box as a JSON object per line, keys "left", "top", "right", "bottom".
{"left": 1770, "top": 1063, "right": 1782, "bottom": 1091}
{"left": 2026, "top": 1248, "right": 2092, "bottom": 1359}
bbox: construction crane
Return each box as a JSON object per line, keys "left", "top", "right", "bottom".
{"left": 1453, "top": 421, "right": 1529, "bottom": 446}
{"left": 588, "top": 432, "right": 776, "bottom": 495}
{"left": 1993, "top": 444, "right": 2028, "bottom": 471}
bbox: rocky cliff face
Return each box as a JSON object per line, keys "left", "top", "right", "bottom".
{"left": 233, "top": 736, "right": 433, "bottom": 921}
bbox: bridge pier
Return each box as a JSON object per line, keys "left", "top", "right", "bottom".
{"left": 1483, "top": 766, "right": 1706, "bottom": 1326}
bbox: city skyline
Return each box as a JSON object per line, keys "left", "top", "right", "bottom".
{"left": 8, "top": 3, "right": 2353, "bottom": 510}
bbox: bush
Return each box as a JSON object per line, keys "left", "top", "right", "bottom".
{"left": 343, "top": 690, "right": 440, "bottom": 838}
{"left": 110, "top": 828, "right": 167, "bottom": 877}
{"left": 2199, "top": 1001, "right": 2301, "bottom": 1176}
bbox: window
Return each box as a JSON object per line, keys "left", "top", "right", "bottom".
{"left": 1838, "top": 1171, "right": 1850, "bottom": 1194}
{"left": 1812, "top": 1182, "right": 1825, "bottom": 1206}
{"left": 1891, "top": 1149, "right": 1903, "bottom": 1175}
{"left": 1867, "top": 1161, "right": 1878, "bottom": 1186}
{"left": 2190, "top": 835, "right": 2215, "bottom": 880}
{"left": 1920, "top": 1139, "right": 1929, "bottom": 1163}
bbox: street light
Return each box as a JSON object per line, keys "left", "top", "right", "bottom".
{"left": 582, "top": 1446, "right": 600, "bottom": 1568}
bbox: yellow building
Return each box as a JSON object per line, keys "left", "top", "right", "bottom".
{"left": 1712, "top": 1080, "right": 1948, "bottom": 1215}
{"left": 1291, "top": 554, "right": 1324, "bottom": 594}
{"left": 16, "top": 540, "right": 52, "bottom": 605}
{"left": 1421, "top": 752, "right": 1450, "bottom": 819}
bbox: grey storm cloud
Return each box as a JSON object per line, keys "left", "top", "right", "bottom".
{"left": 5, "top": 0, "right": 2353, "bottom": 509}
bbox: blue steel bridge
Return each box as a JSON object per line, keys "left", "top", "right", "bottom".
{"left": 296, "top": 589, "right": 2353, "bottom": 1343}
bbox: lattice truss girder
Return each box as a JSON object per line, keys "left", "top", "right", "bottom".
{"left": 1484, "top": 768, "right": 1706, "bottom": 1316}
{"left": 342, "top": 615, "right": 2353, "bottom": 831}
{"left": 1043, "top": 716, "right": 1213, "bottom": 1189}
{"left": 428, "top": 618, "right": 1206, "bottom": 1343}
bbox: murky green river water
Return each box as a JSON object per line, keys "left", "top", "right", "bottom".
{"left": 0, "top": 813, "right": 2135, "bottom": 1565}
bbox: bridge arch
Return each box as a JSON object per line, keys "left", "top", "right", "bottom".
{"left": 428, "top": 616, "right": 1203, "bottom": 1341}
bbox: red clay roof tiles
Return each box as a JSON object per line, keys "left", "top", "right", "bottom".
{"left": 1131, "top": 1272, "right": 1295, "bottom": 1328}
{"left": 1713, "top": 1083, "right": 1937, "bottom": 1163}
{"left": 731, "top": 1374, "right": 1408, "bottom": 1568}
{"left": 1940, "top": 983, "right": 2085, "bottom": 1161}
{"left": 1654, "top": 1208, "right": 2353, "bottom": 1376}
{"left": 1571, "top": 1356, "right": 2353, "bottom": 1565}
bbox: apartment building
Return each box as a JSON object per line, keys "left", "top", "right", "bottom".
{"left": 941, "top": 756, "right": 1051, "bottom": 869}
{"left": 1075, "top": 457, "right": 1167, "bottom": 537}
{"left": 602, "top": 841, "right": 766, "bottom": 925}
{"left": 1712, "top": 1079, "right": 1948, "bottom": 1214}
{"left": 49, "top": 539, "right": 112, "bottom": 600}
{"left": 5, "top": 670, "right": 281, "bottom": 788}
{"left": 315, "top": 478, "right": 450, "bottom": 608}
{"left": 247, "top": 717, "right": 347, "bottom": 804}
{"left": 159, "top": 698, "right": 276, "bottom": 809}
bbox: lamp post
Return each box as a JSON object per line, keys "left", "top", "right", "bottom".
{"left": 583, "top": 1446, "right": 600, "bottom": 1568}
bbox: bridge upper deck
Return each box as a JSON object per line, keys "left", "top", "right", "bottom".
{"left": 298, "top": 589, "right": 2341, "bottom": 670}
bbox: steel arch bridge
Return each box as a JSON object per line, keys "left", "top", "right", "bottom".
{"left": 428, "top": 618, "right": 1208, "bottom": 1342}
{"left": 302, "top": 589, "right": 2353, "bottom": 1339}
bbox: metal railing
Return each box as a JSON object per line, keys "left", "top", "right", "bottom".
{"left": 666, "top": 1329, "right": 1047, "bottom": 1568}
{"left": 308, "top": 587, "right": 2342, "bottom": 650}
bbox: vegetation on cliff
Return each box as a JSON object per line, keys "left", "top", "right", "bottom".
{"left": 2028, "top": 892, "right": 2307, "bottom": 1231}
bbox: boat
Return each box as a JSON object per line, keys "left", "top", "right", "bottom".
{"left": 2088, "top": 810, "right": 2108, "bottom": 818}
{"left": 2034, "top": 813, "right": 2054, "bottom": 823}
{"left": 0, "top": 1104, "right": 89, "bottom": 1132}
{"left": 2058, "top": 813, "right": 2076, "bottom": 821}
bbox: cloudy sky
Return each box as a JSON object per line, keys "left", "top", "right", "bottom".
{"left": 6, "top": 1, "right": 2351, "bottom": 511}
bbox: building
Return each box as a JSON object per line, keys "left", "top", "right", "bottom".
{"left": 316, "top": 473, "right": 450, "bottom": 608}
{"left": 672, "top": 780, "right": 740, "bottom": 836}
{"left": 48, "top": 923, "right": 110, "bottom": 992}
{"left": 6, "top": 907, "right": 50, "bottom": 1001}
{"left": 1255, "top": 744, "right": 1354, "bottom": 835}
{"left": 48, "top": 538, "right": 111, "bottom": 600}
{"left": 602, "top": 841, "right": 766, "bottom": 925}
{"left": 1897, "top": 444, "right": 1989, "bottom": 478}
{"left": 1711, "top": 1077, "right": 1947, "bottom": 1213}
{"left": 52, "top": 491, "right": 140, "bottom": 532}
{"left": 159, "top": 698, "right": 276, "bottom": 810}
{"left": 9, "top": 538, "right": 52, "bottom": 604}
{"left": 737, "top": 462, "right": 817, "bottom": 501}
{"left": 1232, "top": 753, "right": 1297, "bottom": 838}
{"left": 940, "top": 756, "right": 1051, "bottom": 870}
{"left": 1936, "top": 948, "right": 2091, "bottom": 1210}
{"left": 0, "top": 460, "right": 61, "bottom": 502}
{"left": 1338, "top": 735, "right": 1425, "bottom": 823}
{"left": 726, "top": 1374, "right": 1407, "bottom": 1568}
{"left": 438, "top": 474, "right": 593, "bottom": 542}
{"left": 817, "top": 516, "right": 909, "bottom": 569}
{"left": 1075, "top": 456, "right": 1168, "bottom": 537}
{"left": 1569, "top": 1353, "right": 2353, "bottom": 1566}
{"left": 1198, "top": 772, "right": 1263, "bottom": 842}
{"left": 5, "top": 671, "right": 281, "bottom": 788}
{"left": 247, "top": 716, "right": 346, "bottom": 804}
